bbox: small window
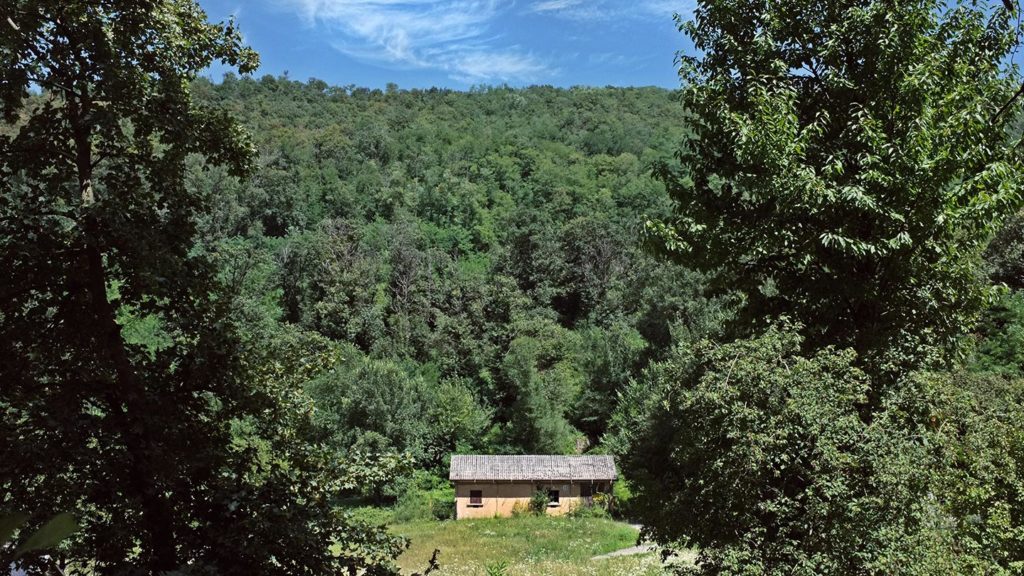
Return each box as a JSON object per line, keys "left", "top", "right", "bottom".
{"left": 469, "top": 490, "right": 483, "bottom": 507}
{"left": 548, "top": 489, "right": 560, "bottom": 506}
{"left": 581, "top": 484, "right": 593, "bottom": 498}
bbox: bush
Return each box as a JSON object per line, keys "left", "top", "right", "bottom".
{"left": 529, "top": 490, "right": 550, "bottom": 515}
{"left": 567, "top": 501, "right": 609, "bottom": 519}
{"left": 392, "top": 483, "right": 455, "bottom": 522}
{"left": 431, "top": 490, "right": 456, "bottom": 520}
{"left": 615, "top": 327, "right": 931, "bottom": 573}
{"left": 392, "top": 489, "right": 433, "bottom": 522}
{"left": 345, "top": 504, "right": 395, "bottom": 526}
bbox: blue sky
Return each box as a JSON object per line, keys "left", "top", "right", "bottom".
{"left": 197, "top": 0, "right": 695, "bottom": 89}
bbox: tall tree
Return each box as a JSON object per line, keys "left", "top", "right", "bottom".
{"left": 0, "top": 2, "right": 402, "bottom": 574}
{"left": 648, "top": 0, "right": 1024, "bottom": 383}
{"left": 619, "top": 0, "right": 1024, "bottom": 573}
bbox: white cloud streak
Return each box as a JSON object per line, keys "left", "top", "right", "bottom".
{"left": 528, "top": 0, "right": 695, "bottom": 21}
{"left": 532, "top": 0, "right": 585, "bottom": 12}
{"left": 283, "top": 0, "right": 553, "bottom": 83}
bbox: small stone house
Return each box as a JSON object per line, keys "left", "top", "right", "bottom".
{"left": 449, "top": 455, "right": 617, "bottom": 519}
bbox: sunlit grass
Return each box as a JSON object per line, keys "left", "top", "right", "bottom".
{"left": 390, "top": 516, "right": 664, "bottom": 576}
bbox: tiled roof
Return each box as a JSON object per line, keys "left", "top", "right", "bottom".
{"left": 449, "top": 455, "right": 617, "bottom": 481}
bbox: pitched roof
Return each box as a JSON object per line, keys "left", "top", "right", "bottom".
{"left": 449, "top": 455, "right": 617, "bottom": 482}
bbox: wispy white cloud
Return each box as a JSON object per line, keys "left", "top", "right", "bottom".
{"left": 532, "top": 0, "right": 586, "bottom": 12}
{"left": 529, "top": 0, "right": 612, "bottom": 21}
{"left": 588, "top": 51, "right": 653, "bottom": 68}
{"left": 282, "top": 0, "right": 553, "bottom": 83}
{"left": 528, "top": 0, "right": 695, "bottom": 21}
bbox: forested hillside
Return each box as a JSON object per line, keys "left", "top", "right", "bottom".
{"left": 184, "top": 76, "right": 729, "bottom": 466}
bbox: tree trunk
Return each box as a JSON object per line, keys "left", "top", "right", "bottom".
{"left": 71, "top": 93, "right": 179, "bottom": 574}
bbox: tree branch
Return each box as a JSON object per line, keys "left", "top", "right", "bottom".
{"left": 26, "top": 76, "right": 76, "bottom": 95}
{"left": 991, "top": 82, "right": 1024, "bottom": 124}
{"left": 410, "top": 549, "right": 441, "bottom": 576}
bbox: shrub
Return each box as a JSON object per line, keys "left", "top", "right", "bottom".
{"left": 529, "top": 490, "right": 550, "bottom": 515}
{"left": 567, "top": 501, "right": 609, "bottom": 519}
{"left": 346, "top": 505, "right": 394, "bottom": 526}
{"left": 616, "top": 325, "right": 1024, "bottom": 574}
{"left": 392, "top": 489, "right": 433, "bottom": 522}
{"left": 430, "top": 489, "right": 456, "bottom": 520}
{"left": 616, "top": 327, "right": 892, "bottom": 572}
{"left": 393, "top": 485, "right": 455, "bottom": 522}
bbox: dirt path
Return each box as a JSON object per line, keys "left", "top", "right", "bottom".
{"left": 591, "top": 525, "right": 655, "bottom": 560}
{"left": 591, "top": 543, "right": 657, "bottom": 560}
{"left": 592, "top": 525, "right": 697, "bottom": 566}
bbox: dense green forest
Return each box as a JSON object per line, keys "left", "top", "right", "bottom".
{"left": 7, "top": 0, "right": 1024, "bottom": 575}
{"left": 185, "top": 76, "right": 731, "bottom": 463}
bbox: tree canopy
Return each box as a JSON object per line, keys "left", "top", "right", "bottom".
{"left": 647, "top": 0, "right": 1024, "bottom": 383}
{"left": 619, "top": 0, "right": 1024, "bottom": 573}
{"left": 0, "top": 2, "right": 403, "bottom": 574}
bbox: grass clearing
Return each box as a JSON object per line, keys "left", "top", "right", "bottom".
{"left": 390, "top": 516, "right": 664, "bottom": 576}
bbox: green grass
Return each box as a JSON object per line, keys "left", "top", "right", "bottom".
{"left": 389, "top": 516, "right": 664, "bottom": 576}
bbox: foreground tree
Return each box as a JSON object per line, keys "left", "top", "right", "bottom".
{"left": 0, "top": 2, "right": 403, "bottom": 573}
{"left": 648, "top": 0, "right": 1024, "bottom": 383}
{"left": 616, "top": 325, "right": 1024, "bottom": 574}
{"left": 621, "top": 0, "right": 1024, "bottom": 573}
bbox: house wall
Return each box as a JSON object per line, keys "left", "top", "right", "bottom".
{"left": 454, "top": 481, "right": 610, "bottom": 519}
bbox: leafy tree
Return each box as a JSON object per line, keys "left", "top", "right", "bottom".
{"left": 622, "top": 2, "right": 1024, "bottom": 573}
{"left": 0, "top": 2, "right": 402, "bottom": 573}
{"left": 552, "top": 216, "right": 631, "bottom": 325}
{"left": 339, "top": 451, "right": 416, "bottom": 505}
{"left": 306, "top": 345, "right": 490, "bottom": 471}
{"left": 647, "top": 0, "right": 1024, "bottom": 383}
{"left": 630, "top": 262, "right": 736, "bottom": 359}
{"left": 422, "top": 378, "right": 492, "bottom": 464}
{"left": 307, "top": 347, "right": 432, "bottom": 458}
{"left": 570, "top": 323, "right": 647, "bottom": 442}
{"left": 615, "top": 325, "right": 1024, "bottom": 574}
{"left": 495, "top": 318, "right": 584, "bottom": 453}
{"left": 222, "top": 326, "right": 409, "bottom": 574}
